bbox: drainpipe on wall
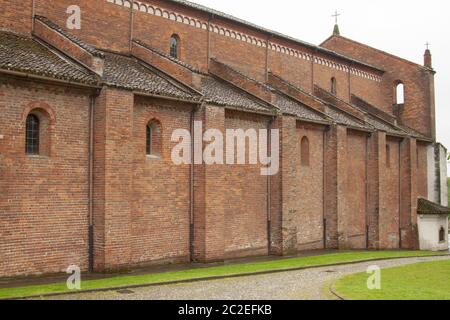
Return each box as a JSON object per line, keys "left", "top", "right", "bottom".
{"left": 311, "top": 49, "right": 316, "bottom": 92}
{"left": 31, "top": 0, "right": 36, "bottom": 33}
{"left": 348, "top": 62, "right": 353, "bottom": 101}
{"left": 266, "top": 116, "right": 274, "bottom": 254}
{"left": 265, "top": 36, "right": 271, "bottom": 83}
{"left": 129, "top": 1, "right": 135, "bottom": 53}
{"left": 88, "top": 91, "right": 99, "bottom": 273}
{"left": 365, "top": 133, "right": 370, "bottom": 249}
{"left": 398, "top": 139, "right": 402, "bottom": 248}
{"left": 323, "top": 125, "right": 330, "bottom": 249}
{"left": 207, "top": 14, "right": 215, "bottom": 70}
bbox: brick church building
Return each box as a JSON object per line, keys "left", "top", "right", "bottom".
{"left": 0, "top": 0, "right": 448, "bottom": 277}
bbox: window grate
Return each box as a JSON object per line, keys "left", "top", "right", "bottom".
{"left": 25, "top": 114, "right": 40, "bottom": 155}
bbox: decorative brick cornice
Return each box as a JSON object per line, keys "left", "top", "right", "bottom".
{"left": 106, "top": 0, "right": 382, "bottom": 82}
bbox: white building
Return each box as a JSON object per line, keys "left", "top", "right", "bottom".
{"left": 417, "top": 198, "right": 449, "bottom": 251}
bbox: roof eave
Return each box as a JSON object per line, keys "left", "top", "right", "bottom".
{"left": 0, "top": 68, "right": 101, "bottom": 89}
{"left": 166, "top": 0, "right": 384, "bottom": 74}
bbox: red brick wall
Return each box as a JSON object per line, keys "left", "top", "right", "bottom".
{"left": 279, "top": 116, "right": 297, "bottom": 254}
{"left": 133, "top": 6, "right": 209, "bottom": 72}
{"left": 0, "top": 0, "right": 436, "bottom": 276}
{"left": 313, "top": 59, "right": 349, "bottom": 101}
{"left": 193, "top": 104, "right": 227, "bottom": 262}
{"left": 416, "top": 142, "right": 429, "bottom": 198}
{"left": 324, "top": 125, "right": 339, "bottom": 248}
{"left": 0, "top": 77, "right": 91, "bottom": 276}
{"left": 223, "top": 110, "right": 269, "bottom": 258}
{"left": 366, "top": 132, "right": 380, "bottom": 249}
{"left": 294, "top": 122, "right": 325, "bottom": 250}
{"left": 25, "top": 1, "right": 386, "bottom": 103}
{"left": 0, "top": 1, "right": 423, "bottom": 130}
{"left": 34, "top": 0, "right": 131, "bottom": 53}
{"left": 33, "top": 18, "right": 103, "bottom": 74}
{"left": 350, "top": 74, "right": 384, "bottom": 110}
{"left": 339, "top": 129, "right": 368, "bottom": 249}
{"left": 266, "top": 116, "right": 282, "bottom": 255}
{"left": 0, "top": 0, "right": 32, "bottom": 35}
{"left": 379, "top": 136, "right": 401, "bottom": 249}
{"left": 322, "top": 36, "right": 434, "bottom": 137}
{"left": 210, "top": 31, "right": 266, "bottom": 82}
{"left": 130, "top": 97, "right": 192, "bottom": 265}
{"left": 93, "top": 88, "right": 134, "bottom": 271}
{"left": 268, "top": 48, "right": 313, "bottom": 93}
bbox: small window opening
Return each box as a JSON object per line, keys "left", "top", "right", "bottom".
{"left": 170, "top": 34, "right": 179, "bottom": 59}
{"left": 439, "top": 227, "right": 445, "bottom": 243}
{"left": 394, "top": 82, "right": 404, "bottom": 105}
{"left": 25, "top": 114, "right": 40, "bottom": 155}
{"left": 146, "top": 120, "right": 161, "bottom": 157}
{"left": 330, "top": 77, "right": 337, "bottom": 95}
{"left": 301, "top": 136, "right": 310, "bottom": 167}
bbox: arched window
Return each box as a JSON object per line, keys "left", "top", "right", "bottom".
{"left": 330, "top": 77, "right": 337, "bottom": 95}
{"left": 170, "top": 34, "right": 179, "bottom": 59}
{"left": 146, "top": 120, "right": 161, "bottom": 157}
{"left": 386, "top": 144, "right": 391, "bottom": 168}
{"left": 439, "top": 227, "right": 445, "bottom": 242}
{"left": 394, "top": 82, "right": 404, "bottom": 105}
{"left": 25, "top": 114, "right": 40, "bottom": 155}
{"left": 300, "top": 136, "right": 310, "bottom": 167}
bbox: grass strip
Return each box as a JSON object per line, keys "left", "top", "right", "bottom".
{"left": 333, "top": 259, "right": 450, "bottom": 300}
{"left": 0, "top": 250, "right": 444, "bottom": 299}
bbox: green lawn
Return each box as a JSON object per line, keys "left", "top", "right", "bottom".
{"left": 0, "top": 251, "right": 444, "bottom": 299}
{"left": 334, "top": 259, "right": 450, "bottom": 300}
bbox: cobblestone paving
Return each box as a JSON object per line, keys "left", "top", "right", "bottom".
{"left": 42, "top": 256, "right": 450, "bottom": 300}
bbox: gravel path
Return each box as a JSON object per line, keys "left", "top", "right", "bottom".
{"left": 42, "top": 256, "right": 450, "bottom": 300}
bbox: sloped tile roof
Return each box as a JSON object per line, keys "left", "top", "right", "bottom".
{"left": 133, "top": 39, "right": 201, "bottom": 73}
{"left": 365, "top": 114, "right": 404, "bottom": 136}
{"left": 267, "top": 73, "right": 371, "bottom": 129}
{"left": 0, "top": 31, "right": 99, "bottom": 85}
{"left": 35, "top": 15, "right": 104, "bottom": 58}
{"left": 200, "top": 76, "right": 276, "bottom": 114}
{"left": 274, "top": 93, "right": 328, "bottom": 123}
{"left": 397, "top": 124, "right": 431, "bottom": 141}
{"left": 351, "top": 95, "right": 430, "bottom": 139}
{"left": 417, "top": 198, "right": 450, "bottom": 215}
{"left": 324, "top": 106, "right": 370, "bottom": 130}
{"left": 102, "top": 52, "right": 201, "bottom": 101}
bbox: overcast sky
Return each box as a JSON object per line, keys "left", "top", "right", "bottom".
{"left": 190, "top": 0, "right": 450, "bottom": 172}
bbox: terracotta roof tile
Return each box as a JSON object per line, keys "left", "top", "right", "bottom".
{"left": 35, "top": 15, "right": 104, "bottom": 58}
{"left": 274, "top": 93, "right": 328, "bottom": 123}
{"left": 364, "top": 115, "right": 404, "bottom": 136}
{"left": 0, "top": 31, "right": 99, "bottom": 85}
{"left": 102, "top": 52, "right": 201, "bottom": 101}
{"left": 133, "top": 39, "right": 201, "bottom": 73}
{"left": 417, "top": 198, "right": 450, "bottom": 215}
{"left": 323, "top": 106, "right": 370, "bottom": 130}
{"left": 200, "top": 76, "right": 276, "bottom": 114}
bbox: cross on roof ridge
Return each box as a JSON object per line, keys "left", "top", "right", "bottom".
{"left": 332, "top": 10, "right": 341, "bottom": 24}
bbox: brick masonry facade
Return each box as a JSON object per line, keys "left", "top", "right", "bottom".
{"left": 0, "top": 0, "right": 446, "bottom": 277}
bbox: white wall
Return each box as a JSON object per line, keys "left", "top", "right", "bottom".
{"left": 418, "top": 214, "right": 449, "bottom": 251}
{"left": 439, "top": 144, "right": 448, "bottom": 207}
{"left": 427, "top": 144, "right": 437, "bottom": 202}
{"left": 427, "top": 143, "right": 449, "bottom": 206}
